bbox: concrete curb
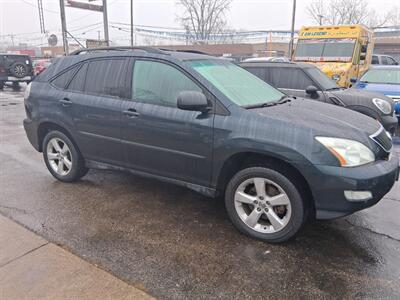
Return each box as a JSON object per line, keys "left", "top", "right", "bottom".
{"left": 0, "top": 215, "right": 154, "bottom": 300}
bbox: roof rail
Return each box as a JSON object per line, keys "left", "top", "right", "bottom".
{"left": 69, "top": 46, "right": 166, "bottom": 55}
{"left": 159, "top": 48, "right": 211, "bottom": 55}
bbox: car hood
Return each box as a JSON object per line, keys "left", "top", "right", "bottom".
{"left": 327, "top": 88, "right": 395, "bottom": 113}
{"left": 354, "top": 82, "right": 400, "bottom": 97}
{"left": 252, "top": 98, "right": 381, "bottom": 140}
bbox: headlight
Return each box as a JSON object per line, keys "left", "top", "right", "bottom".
{"left": 332, "top": 74, "right": 341, "bottom": 81}
{"left": 315, "top": 137, "right": 375, "bottom": 167}
{"left": 372, "top": 98, "right": 391, "bottom": 114}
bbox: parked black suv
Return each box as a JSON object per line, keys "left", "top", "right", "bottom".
{"left": 240, "top": 61, "right": 398, "bottom": 135}
{"left": 24, "top": 48, "right": 399, "bottom": 243}
{"left": 0, "top": 54, "right": 34, "bottom": 90}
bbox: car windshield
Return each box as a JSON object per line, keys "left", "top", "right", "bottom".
{"left": 306, "top": 67, "right": 339, "bottom": 90}
{"left": 360, "top": 69, "right": 400, "bottom": 85}
{"left": 294, "top": 38, "right": 355, "bottom": 62}
{"left": 187, "top": 59, "right": 284, "bottom": 107}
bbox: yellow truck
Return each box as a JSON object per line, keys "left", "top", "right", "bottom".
{"left": 293, "top": 25, "right": 374, "bottom": 87}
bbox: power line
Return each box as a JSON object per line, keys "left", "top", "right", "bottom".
{"left": 19, "top": 0, "right": 59, "bottom": 14}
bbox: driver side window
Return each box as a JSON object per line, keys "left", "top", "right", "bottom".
{"left": 132, "top": 60, "right": 201, "bottom": 107}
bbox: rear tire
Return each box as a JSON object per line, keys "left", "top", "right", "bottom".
{"left": 42, "top": 130, "right": 88, "bottom": 182}
{"left": 225, "top": 167, "right": 306, "bottom": 243}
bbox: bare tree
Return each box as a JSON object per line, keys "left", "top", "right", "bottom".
{"left": 306, "top": 0, "right": 393, "bottom": 28}
{"left": 177, "top": 0, "right": 232, "bottom": 44}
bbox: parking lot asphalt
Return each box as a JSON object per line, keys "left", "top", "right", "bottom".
{"left": 1, "top": 88, "right": 400, "bottom": 299}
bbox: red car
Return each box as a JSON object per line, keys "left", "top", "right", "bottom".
{"left": 33, "top": 59, "right": 52, "bottom": 76}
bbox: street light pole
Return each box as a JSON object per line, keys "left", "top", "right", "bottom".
{"left": 130, "top": 0, "right": 134, "bottom": 46}
{"left": 59, "top": 0, "right": 69, "bottom": 54}
{"left": 288, "top": 0, "right": 296, "bottom": 59}
{"left": 102, "top": 0, "right": 109, "bottom": 45}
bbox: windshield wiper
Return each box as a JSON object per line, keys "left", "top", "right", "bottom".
{"left": 326, "top": 87, "right": 343, "bottom": 91}
{"left": 244, "top": 96, "right": 292, "bottom": 109}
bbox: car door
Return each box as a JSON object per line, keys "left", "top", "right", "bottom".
{"left": 62, "top": 58, "right": 130, "bottom": 165}
{"left": 120, "top": 59, "right": 214, "bottom": 186}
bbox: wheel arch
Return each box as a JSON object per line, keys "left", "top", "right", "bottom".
{"left": 37, "top": 121, "right": 77, "bottom": 153}
{"left": 216, "top": 151, "right": 315, "bottom": 217}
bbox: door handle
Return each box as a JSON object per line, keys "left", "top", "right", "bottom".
{"left": 59, "top": 98, "right": 72, "bottom": 106}
{"left": 123, "top": 108, "right": 140, "bottom": 118}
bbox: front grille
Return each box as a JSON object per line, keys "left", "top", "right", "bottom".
{"left": 370, "top": 127, "right": 392, "bottom": 153}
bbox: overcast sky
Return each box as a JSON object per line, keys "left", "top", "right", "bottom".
{"left": 0, "top": 0, "right": 398, "bottom": 46}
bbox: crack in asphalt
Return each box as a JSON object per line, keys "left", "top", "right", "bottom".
{"left": 0, "top": 242, "right": 49, "bottom": 269}
{"left": 344, "top": 219, "right": 400, "bottom": 243}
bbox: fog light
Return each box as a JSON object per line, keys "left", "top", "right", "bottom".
{"left": 344, "top": 191, "right": 372, "bottom": 202}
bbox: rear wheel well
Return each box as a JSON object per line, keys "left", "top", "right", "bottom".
{"left": 37, "top": 122, "right": 75, "bottom": 152}
{"left": 217, "top": 152, "right": 314, "bottom": 217}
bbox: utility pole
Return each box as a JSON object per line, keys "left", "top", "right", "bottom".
{"left": 288, "top": 0, "right": 296, "bottom": 59}
{"left": 317, "top": 14, "right": 324, "bottom": 25}
{"left": 130, "top": 0, "right": 134, "bottom": 46}
{"left": 59, "top": 0, "right": 69, "bottom": 54}
{"left": 102, "top": 0, "right": 109, "bottom": 46}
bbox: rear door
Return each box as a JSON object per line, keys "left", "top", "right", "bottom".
{"left": 120, "top": 59, "right": 214, "bottom": 186}
{"left": 62, "top": 58, "right": 130, "bottom": 165}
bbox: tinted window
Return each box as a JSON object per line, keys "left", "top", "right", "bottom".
{"left": 52, "top": 67, "right": 78, "bottom": 89}
{"left": 244, "top": 67, "right": 270, "bottom": 83}
{"left": 269, "top": 67, "right": 315, "bottom": 90}
{"left": 67, "top": 63, "right": 88, "bottom": 92}
{"left": 132, "top": 60, "right": 201, "bottom": 107}
{"left": 381, "top": 56, "right": 388, "bottom": 65}
{"left": 85, "top": 59, "right": 128, "bottom": 98}
{"left": 306, "top": 67, "right": 338, "bottom": 90}
{"left": 371, "top": 55, "right": 379, "bottom": 64}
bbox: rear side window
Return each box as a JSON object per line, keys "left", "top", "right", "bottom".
{"left": 269, "top": 67, "right": 315, "bottom": 90}
{"left": 371, "top": 55, "right": 379, "bottom": 64}
{"left": 381, "top": 56, "right": 388, "bottom": 65}
{"left": 52, "top": 66, "right": 78, "bottom": 89}
{"left": 84, "top": 59, "right": 128, "bottom": 98}
{"left": 132, "top": 60, "right": 201, "bottom": 107}
{"left": 67, "top": 63, "right": 88, "bottom": 92}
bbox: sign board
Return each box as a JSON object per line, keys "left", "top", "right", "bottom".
{"left": 66, "top": 0, "right": 103, "bottom": 11}
{"left": 86, "top": 39, "right": 108, "bottom": 48}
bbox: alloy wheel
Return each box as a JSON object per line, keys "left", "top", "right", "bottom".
{"left": 46, "top": 138, "right": 73, "bottom": 176}
{"left": 234, "top": 177, "right": 292, "bottom": 233}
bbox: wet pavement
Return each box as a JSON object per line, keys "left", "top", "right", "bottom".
{"left": 1, "top": 88, "right": 400, "bottom": 299}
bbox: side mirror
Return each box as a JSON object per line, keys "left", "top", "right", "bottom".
{"left": 350, "top": 77, "right": 357, "bottom": 84}
{"left": 177, "top": 91, "right": 210, "bottom": 112}
{"left": 361, "top": 45, "right": 368, "bottom": 53}
{"left": 305, "top": 85, "right": 318, "bottom": 95}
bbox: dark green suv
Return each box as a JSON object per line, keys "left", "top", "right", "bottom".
{"left": 23, "top": 48, "right": 399, "bottom": 243}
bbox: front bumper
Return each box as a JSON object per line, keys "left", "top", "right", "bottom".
{"left": 306, "top": 153, "right": 399, "bottom": 220}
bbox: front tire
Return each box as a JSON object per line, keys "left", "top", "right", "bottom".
{"left": 42, "top": 130, "right": 88, "bottom": 182}
{"left": 225, "top": 167, "right": 306, "bottom": 243}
